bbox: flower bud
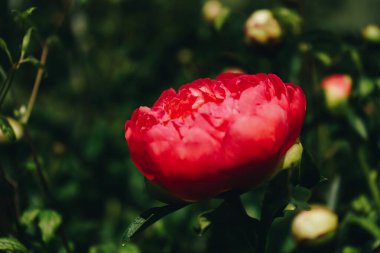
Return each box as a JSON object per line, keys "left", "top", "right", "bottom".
{"left": 277, "top": 139, "right": 303, "bottom": 171}
{"left": 245, "top": 9, "right": 282, "bottom": 44}
{"left": 362, "top": 24, "right": 380, "bottom": 43}
{"left": 0, "top": 116, "right": 24, "bottom": 143}
{"left": 222, "top": 67, "right": 245, "bottom": 74}
{"left": 292, "top": 205, "right": 338, "bottom": 243}
{"left": 202, "top": 0, "right": 223, "bottom": 23}
{"left": 321, "top": 74, "right": 352, "bottom": 111}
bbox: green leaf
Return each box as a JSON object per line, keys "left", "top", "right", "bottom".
{"left": 346, "top": 110, "right": 368, "bottom": 140}
{"left": 0, "top": 237, "right": 27, "bottom": 252}
{"left": 121, "top": 203, "right": 188, "bottom": 245}
{"left": 12, "top": 7, "right": 37, "bottom": 29}
{"left": 343, "top": 246, "right": 361, "bottom": 253}
{"left": 358, "top": 77, "right": 375, "bottom": 98}
{"left": 259, "top": 170, "right": 290, "bottom": 252}
{"left": 38, "top": 209, "right": 62, "bottom": 242}
{"left": 20, "top": 28, "right": 34, "bottom": 60}
{"left": 345, "top": 213, "right": 380, "bottom": 239}
{"left": 266, "top": 211, "right": 296, "bottom": 253}
{"left": 214, "top": 7, "right": 230, "bottom": 31}
{"left": 0, "top": 38, "right": 13, "bottom": 64}
{"left": 195, "top": 210, "right": 213, "bottom": 236}
{"left": 351, "top": 195, "right": 372, "bottom": 214}
{"left": 23, "top": 7, "right": 37, "bottom": 17}
{"left": 297, "top": 150, "right": 321, "bottom": 188}
{"left": 0, "top": 64, "right": 7, "bottom": 81}
{"left": 290, "top": 185, "right": 311, "bottom": 210}
{"left": 314, "top": 51, "right": 333, "bottom": 66}
{"left": 273, "top": 7, "right": 302, "bottom": 35}
{"left": 260, "top": 170, "right": 290, "bottom": 226}
{"left": 20, "top": 57, "right": 44, "bottom": 69}
{"left": 0, "top": 116, "right": 16, "bottom": 142}
{"left": 349, "top": 48, "right": 363, "bottom": 71}
{"left": 20, "top": 207, "right": 40, "bottom": 226}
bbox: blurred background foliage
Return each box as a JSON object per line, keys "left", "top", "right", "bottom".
{"left": 1, "top": 0, "right": 380, "bottom": 252}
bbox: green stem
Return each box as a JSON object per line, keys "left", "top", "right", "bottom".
{"left": 358, "top": 146, "right": 380, "bottom": 213}
{"left": 224, "top": 194, "right": 257, "bottom": 252}
{"left": 0, "top": 66, "right": 16, "bottom": 110}
{"left": 327, "top": 175, "right": 341, "bottom": 211}
{"left": 24, "top": 127, "right": 73, "bottom": 253}
{"left": 24, "top": 127, "right": 52, "bottom": 203}
{"left": 0, "top": 164, "right": 22, "bottom": 234}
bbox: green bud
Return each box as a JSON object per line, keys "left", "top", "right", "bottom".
{"left": 277, "top": 139, "right": 303, "bottom": 171}
{"left": 362, "top": 24, "right": 380, "bottom": 43}
{"left": 0, "top": 116, "right": 24, "bottom": 143}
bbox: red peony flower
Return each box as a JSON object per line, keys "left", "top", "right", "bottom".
{"left": 125, "top": 73, "right": 306, "bottom": 201}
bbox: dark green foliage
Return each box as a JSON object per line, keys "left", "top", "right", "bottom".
{"left": 1, "top": 0, "right": 380, "bottom": 252}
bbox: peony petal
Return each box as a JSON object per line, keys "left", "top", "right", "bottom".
{"left": 283, "top": 83, "right": 306, "bottom": 152}
{"left": 222, "top": 101, "right": 288, "bottom": 189}
{"left": 147, "top": 126, "right": 226, "bottom": 201}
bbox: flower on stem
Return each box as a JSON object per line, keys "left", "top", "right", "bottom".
{"left": 125, "top": 73, "right": 306, "bottom": 201}
{"left": 245, "top": 10, "right": 282, "bottom": 45}
{"left": 321, "top": 74, "right": 352, "bottom": 112}
{"left": 292, "top": 205, "right": 338, "bottom": 243}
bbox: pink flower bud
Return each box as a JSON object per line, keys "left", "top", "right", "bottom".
{"left": 321, "top": 74, "right": 352, "bottom": 110}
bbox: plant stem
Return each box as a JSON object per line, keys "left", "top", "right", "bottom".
{"left": 0, "top": 66, "right": 17, "bottom": 110}
{"left": 22, "top": 42, "right": 49, "bottom": 124}
{"left": 358, "top": 146, "right": 380, "bottom": 213}
{"left": 327, "top": 175, "right": 341, "bottom": 211}
{"left": 224, "top": 194, "right": 257, "bottom": 252}
{"left": 23, "top": 127, "right": 73, "bottom": 253}
{"left": 23, "top": 127, "right": 52, "bottom": 203}
{"left": 0, "top": 164, "right": 22, "bottom": 234}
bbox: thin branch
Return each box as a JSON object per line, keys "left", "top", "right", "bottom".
{"left": 0, "top": 66, "right": 17, "bottom": 110}
{"left": 23, "top": 127, "right": 52, "bottom": 203}
{"left": 23, "top": 127, "right": 73, "bottom": 253}
{"left": 22, "top": 43, "right": 49, "bottom": 124}
{"left": 0, "top": 164, "right": 22, "bottom": 235}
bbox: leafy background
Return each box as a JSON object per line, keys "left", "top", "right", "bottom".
{"left": 1, "top": 0, "right": 380, "bottom": 252}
